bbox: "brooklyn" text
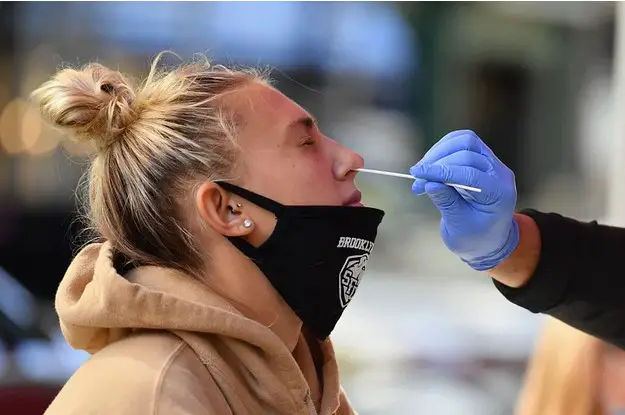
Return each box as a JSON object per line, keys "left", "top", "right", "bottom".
{"left": 336, "top": 237, "right": 374, "bottom": 253}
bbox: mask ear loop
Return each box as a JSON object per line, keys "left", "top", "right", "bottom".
{"left": 215, "top": 181, "right": 285, "bottom": 215}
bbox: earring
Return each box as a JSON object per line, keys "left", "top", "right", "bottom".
{"left": 230, "top": 203, "right": 243, "bottom": 214}
{"left": 243, "top": 219, "right": 253, "bottom": 229}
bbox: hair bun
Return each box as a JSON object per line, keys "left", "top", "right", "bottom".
{"left": 32, "top": 63, "right": 137, "bottom": 150}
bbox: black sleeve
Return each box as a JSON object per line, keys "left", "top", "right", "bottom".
{"left": 493, "top": 209, "right": 625, "bottom": 348}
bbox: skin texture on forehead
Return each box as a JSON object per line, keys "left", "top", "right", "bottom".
{"left": 236, "top": 81, "right": 307, "bottom": 145}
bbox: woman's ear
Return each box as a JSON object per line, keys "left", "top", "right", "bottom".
{"left": 195, "top": 181, "right": 254, "bottom": 237}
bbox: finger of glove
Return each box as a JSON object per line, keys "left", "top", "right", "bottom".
{"left": 411, "top": 151, "right": 491, "bottom": 198}
{"left": 412, "top": 163, "right": 505, "bottom": 207}
{"left": 431, "top": 150, "right": 493, "bottom": 173}
{"left": 410, "top": 163, "right": 489, "bottom": 195}
{"left": 412, "top": 179, "right": 427, "bottom": 196}
{"left": 412, "top": 180, "right": 427, "bottom": 196}
{"left": 411, "top": 162, "right": 485, "bottom": 187}
{"left": 424, "top": 182, "right": 463, "bottom": 211}
{"left": 412, "top": 131, "right": 485, "bottom": 169}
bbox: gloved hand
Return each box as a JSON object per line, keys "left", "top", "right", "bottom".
{"left": 409, "top": 130, "right": 519, "bottom": 271}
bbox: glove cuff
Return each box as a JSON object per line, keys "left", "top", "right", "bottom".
{"left": 464, "top": 218, "right": 520, "bottom": 271}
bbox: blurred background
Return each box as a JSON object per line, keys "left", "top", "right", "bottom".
{"left": 0, "top": 1, "right": 619, "bottom": 414}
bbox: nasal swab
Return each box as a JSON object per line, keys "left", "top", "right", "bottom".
{"left": 354, "top": 168, "right": 482, "bottom": 193}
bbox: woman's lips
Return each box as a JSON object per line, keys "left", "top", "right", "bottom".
{"left": 344, "top": 191, "right": 363, "bottom": 207}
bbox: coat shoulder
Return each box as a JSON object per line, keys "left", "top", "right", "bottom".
{"left": 45, "top": 331, "right": 230, "bottom": 415}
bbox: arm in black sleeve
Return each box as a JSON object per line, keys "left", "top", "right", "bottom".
{"left": 493, "top": 209, "right": 625, "bottom": 348}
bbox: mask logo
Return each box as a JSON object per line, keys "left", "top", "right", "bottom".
{"left": 338, "top": 253, "right": 369, "bottom": 308}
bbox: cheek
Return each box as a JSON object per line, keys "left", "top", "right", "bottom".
{"left": 291, "top": 160, "right": 342, "bottom": 204}
{"left": 238, "top": 145, "right": 340, "bottom": 205}
{"left": 296, "top": 151, "right": 335, "bottom": 185}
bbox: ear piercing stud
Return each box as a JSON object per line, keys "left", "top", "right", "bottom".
{"left": 243, "top": 219, "right": 253, "bottom": 229}
{"left": 231, "top": 203, "right": 243, "bottom": 214}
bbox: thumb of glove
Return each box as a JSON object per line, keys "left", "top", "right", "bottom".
{"left": 425, "top": 182, "right": 461, "bottom": 210}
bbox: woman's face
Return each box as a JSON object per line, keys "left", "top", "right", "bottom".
{"left": 197, "top": 82, "right": 366, "bottom": 245}
{"left": 235, "top": 82, "right": 364, "bottom": 207}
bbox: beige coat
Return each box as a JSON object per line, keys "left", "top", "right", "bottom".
{"left": 44, "top": 242, "right": 356, "bottom": 415}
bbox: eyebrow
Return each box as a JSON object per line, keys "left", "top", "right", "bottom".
{"left": 288, "top": 116, "right": 317, "bottom": 131}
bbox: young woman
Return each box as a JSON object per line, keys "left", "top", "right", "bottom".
{"left": 35, "top": 56, "right": 384, "bottom": 414}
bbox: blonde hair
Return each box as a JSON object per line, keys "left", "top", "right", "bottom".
{"left": 32, "top": 54, "right": 268, "bottom": 277}
{"left": 516, "top": 317, "right": 604, "bottom": 415}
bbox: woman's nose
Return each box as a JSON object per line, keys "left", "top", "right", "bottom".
{"left": 333, "top": 142, "right": 364, "bottom": 180}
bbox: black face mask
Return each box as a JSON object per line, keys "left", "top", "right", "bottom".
{"left": 217, "top": 182, "right": 385, "bottom": 340}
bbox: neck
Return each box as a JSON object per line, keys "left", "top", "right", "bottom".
{"left": 203, "top": 236, "right": 303, "bottom": 352}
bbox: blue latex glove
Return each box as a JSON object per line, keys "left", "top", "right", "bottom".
{"left": 409, "top": 130, "right": 519, "bottom": 271}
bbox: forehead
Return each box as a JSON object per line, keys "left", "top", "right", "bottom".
{"left": 234, "top": 82, "right": 310, "bottom": 136}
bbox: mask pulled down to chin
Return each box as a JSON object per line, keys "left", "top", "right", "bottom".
{"left": 217, "top": 181, "right": 385, "bottom": 340}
